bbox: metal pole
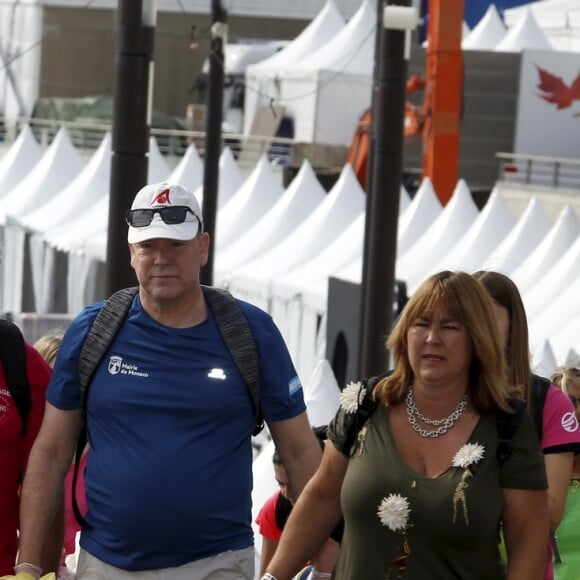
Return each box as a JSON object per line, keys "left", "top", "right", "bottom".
{"left": 106, "top": 0, "right": 156, "bottom": 295}
{"left": 200, "top": 0, "right": 227, "bottom": 286}
{"left": 358, "top": 1, "right": 412, "bottom": 377}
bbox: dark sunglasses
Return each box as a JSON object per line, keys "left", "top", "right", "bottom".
{"left": 569, "top": 395, "right": 580, "bottom": 407}
{"left": 125, "top": 206, "right": 200, "bottom": 228}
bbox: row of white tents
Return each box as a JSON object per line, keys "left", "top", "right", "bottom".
{"left": 242, "top": 0, "right": 580, "bottom": 146}
{"left": 0, "top": 123, "right": 578, "bottom": 386}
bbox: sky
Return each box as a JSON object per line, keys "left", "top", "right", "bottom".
{"left": 463, "top": 0, "right": 536, "bottom": 28}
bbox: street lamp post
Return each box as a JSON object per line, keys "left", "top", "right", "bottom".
{"left": 106, "top": 0, "right": 156, "bottom": 295}
{"left": 358, "top": 2, "right": 418, "bottom": 377}
{"left": 200, "top": 0, "right": 227, "bottom": 285}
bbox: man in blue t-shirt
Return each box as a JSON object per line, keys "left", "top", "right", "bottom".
{"left": 14, "top": 182, "right": 324, "bottom": 580}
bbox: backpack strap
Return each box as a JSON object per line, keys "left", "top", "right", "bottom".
{"left": 77, "top": 286, "right": 139, "bottom": 408}
{"left": 530, "top": 374, "right": 551, "bottom": 441}
{"left": 340, "top": 377, "right": 379, "bottom": 457}
{"left": 496, "top": 398, "right": 526, "bottom": 464}
{"left": 0, "top": 318, "right": 30, "bottom": 437}
{"left": 73, "top": 286, "right": 138, "bottom": 529}
{"left": 202, "top": 285, "right": 262, "bottom": 436}
{"left": 340, "top": 371, "right": 394, "bottom": 457}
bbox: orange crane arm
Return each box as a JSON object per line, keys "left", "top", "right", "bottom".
{"left": 422, "top": 0, "right": 463, "bottom": 205}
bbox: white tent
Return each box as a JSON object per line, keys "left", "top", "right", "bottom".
{"left": 277, "top": 0, "right": 376, "bottom": 145}
{"left": 398, "top": 179, "right": 479, "bottom": 293}
{"left": 531, "top": 339, "right": 559, "bottom": 377}
{"left": 168, "top": 142, "right": 203, "bottom": 193}
{"left": 462, "top": 4, "right": 507, "bottom": 50}
{"left": 0, "top": 124, "right": 42, "bottom": 196}
{"left": 512, "top": 204, "right": 580, "bottom": 293}
{"left": 495, "top": 8, "right": 553, "bottom": 52}
{"left": 528, "top": 271, "right": 580, "bottom": 354}
{"left": 216, "top": 154, "right": 284, "bottom": 252}
{"left": 480, "top": 197, "right": 551, "bottom": 274}
{"left": 148, "top": 136, "right": 171, "bottom": 182}
{"left": 0, "top": 127, "right": 84, "bottom": 313}
{"left": 0, "top": 126, "right": 84, "bottom": 223}
{"left": 195, "top": 146, "right": 245, "bottom": 210}
{"left": 227, "top": 163, "right": 366, "bottom": 311}
{"left": 549, "top": 308, "right": 580, "bottom": 364}
{"left": 523, "top": 233, "right": 580, "bottom": 319}
{"left": 433, "top": 185, "right": 516, "bottom": 273}
{"left": 215, "top": 158, "right": 326, "bottom": 281}
{"left": 270, "top": 212, "right": 366, "bottom": 368}
{"left": 243, "top": 0, "right": 345, "bottom": 135}
{"left": 504, "top": 0, "right": 580, "bottom": 52}
{"left": 20, "top": 132, "right": 111, "bottom": 313}
{"left": 505, "top": 0, "right": 580, "bottom": 29}
{"left": 397, "top": 177, "right": 442, "bottom": 257}
{"left": 20, "top": 132, "right": 112, "bottom": 234}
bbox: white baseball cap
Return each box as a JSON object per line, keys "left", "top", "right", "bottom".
{"left": 126, "top": 182, "right": 203, "bottom": 244}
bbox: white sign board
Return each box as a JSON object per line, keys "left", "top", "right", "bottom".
{"left": 514, "top": 49, "right": 580, "bottom": 158}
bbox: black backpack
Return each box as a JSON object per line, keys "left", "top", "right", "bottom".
{"left": 0, "top": 318, "right": 31, "bottom": 437}
{"left": 72, "top": 285, "right": 262, "bottom": 527}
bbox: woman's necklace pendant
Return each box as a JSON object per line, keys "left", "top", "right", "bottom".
{"left": 406, "top": 385, "right": 469, "bottom": 438}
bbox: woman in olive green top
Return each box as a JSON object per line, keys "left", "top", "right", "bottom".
{"left": 263, "top": 271, "right": 548, "bottom": 580}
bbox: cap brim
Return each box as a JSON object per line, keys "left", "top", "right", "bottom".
{"left": 128, "top": 217, "right": 200, "bottom": 244}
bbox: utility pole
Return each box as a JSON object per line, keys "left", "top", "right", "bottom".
{"left": 106, "top": 0, "right": 156, "bottom": 295}
{"left": 358, "top": 1, "right": 418, "bottom": 377}
{"left": 200, "top": 0, "right": 227, "bottom": 285}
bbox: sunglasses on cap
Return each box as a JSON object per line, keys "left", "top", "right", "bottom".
{"left": 125, "top": 206, "right": 200, "bottom": 228}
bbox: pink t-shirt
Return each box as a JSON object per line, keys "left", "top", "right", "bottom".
{"left": 541, "top": 385, "right": 580, "bottom": 580}
{"left": 63, "top": 451, "right": 88, "bottom": 560}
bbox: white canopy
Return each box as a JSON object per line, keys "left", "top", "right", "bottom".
{"left": 523, "top": 233, "right": 580, "bottom": 319}
{"left": 227, "top": 163, "right": 366, "bottom": 310}
{"left": 20, "top": 132, "right": 112, "bottom": 234}
{"left": 495, "top": 8, "right": 553, "bottom": 52}
{"left": 168, "top": 142, "right": 203, "bottom": 193}
{"left": 433, "top": 185, "right": 516, "bottom": 273}
{"left": 0, "top": 126, "right": 84, "bottom": 224}
{"left": 277, "top": 0, "right": 376, "bottom": 145}
{"left": 215, "top": 159, "right": 326, "bottom": 279}
{"left": 512, "top": 204, "right": 580, "bottom": 293}
{"left": 398, "top": 179, "right": 479, "bottom": 293}
{"left": 462, "top": 4, "right": 507, "bottom": 50}
{"left": 0, "top": 124, "right": 42, "bottom": 196}
{"left": 243, "top": 0, "right": 345, "bottom": 135}
{"left": 397, "top": 177, "right": 442, "bottom": 257}
{"left": 216, "top": 154, "right": 284, "bottom": 251}
{"left": 480, "top": 197, "right": 551, "bottom": 275}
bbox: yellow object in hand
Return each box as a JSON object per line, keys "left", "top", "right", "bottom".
{"left": 0, "top": 573, "right": 56, "bottom": 580}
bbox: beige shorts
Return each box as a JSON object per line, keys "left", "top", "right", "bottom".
{"left": 75, "top": 546, "right": 254, "bottom": 579}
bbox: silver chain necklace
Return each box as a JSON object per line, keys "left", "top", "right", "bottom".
{"left": 406, "top": 385, "right": 469, "bottom": 438}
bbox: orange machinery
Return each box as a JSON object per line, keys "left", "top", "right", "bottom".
{"left": 346, "top": 0, "right": 463, "bottom": 205}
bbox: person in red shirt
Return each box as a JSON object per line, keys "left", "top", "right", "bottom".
{"left": 0, "top": 332, "right": 60, "bottom": 578}
{"left": 256, "top": 426, "right": 339, "bottom": 579}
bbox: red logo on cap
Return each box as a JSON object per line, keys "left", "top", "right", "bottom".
{"left": 151, "top": 188, "right": 171, "bottom": 205}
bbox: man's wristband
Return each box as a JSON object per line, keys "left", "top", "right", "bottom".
{"left": 261, "top": 574, "right": 278, "bottom": 580}
{"left": 14, "top": 563, "right": 42, "bottom": 580}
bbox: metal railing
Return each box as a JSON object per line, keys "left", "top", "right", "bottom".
{"left": 0, "top": 117, "right": 297, "bottom": 169}
{"left": 496, "top": 152, "right": 580, "bottom": 192}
